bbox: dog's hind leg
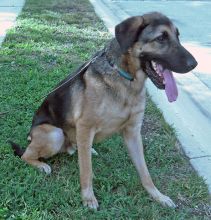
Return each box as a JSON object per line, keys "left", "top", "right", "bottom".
{"left": 22, "top": 150, "right": 52, "bottom": 174}
{"left": 21, "top": 124, "right": 64, "bottom": 174}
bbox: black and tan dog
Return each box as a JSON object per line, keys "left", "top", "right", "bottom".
{"left": 10, "top": 12, "right": 197, "bottom": 209}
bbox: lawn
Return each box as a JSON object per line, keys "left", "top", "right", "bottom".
{"left": 0, "top": 0, "right": 210, "bottom": 219}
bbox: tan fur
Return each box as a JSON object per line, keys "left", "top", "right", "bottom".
{"left": 14, "top": 12, "right": 198, "bottom": 209}
{"left": 22, "top": 42, "right": 171, "bottom": 208}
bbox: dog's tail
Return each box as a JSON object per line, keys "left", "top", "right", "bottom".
{"left": 8, "top": 141, "right": 25, "bottom": 157}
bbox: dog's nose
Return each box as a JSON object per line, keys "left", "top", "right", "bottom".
{"left": 187, "top": 58, "right": 198, "bottom": 71}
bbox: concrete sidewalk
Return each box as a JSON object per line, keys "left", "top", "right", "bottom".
{"left": 0, "top": 0, "right": 25, "bottom": 46}
{"left": 90, "top": 0, "right": 211, "bottom": 193}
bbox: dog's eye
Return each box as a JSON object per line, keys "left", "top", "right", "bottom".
{"left": 155, "top": 32, "right": 168, "bottom": 43}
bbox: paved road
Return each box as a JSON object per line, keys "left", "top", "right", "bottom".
{"left": 90, "top": 0, "right": 211, "bottom": 192}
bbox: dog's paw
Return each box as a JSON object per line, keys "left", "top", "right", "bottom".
{"left": 91, "top": 148, "right": 98, "bottom": 156}
{"left": 38, "top": 163, "right": 52, "bottom": 174}
{"left": 83, "top": 196, "right": 99, "bottom": 210}
{"left": 27, "top": 135, "right": 31, "bottom": 142}
{"left": 67, "top": 146, "right": 98, "bottom": 156}
{"left": 82, "top": 188, "right": 99, "bottom": 210}
{"left": 156, "top": 193, "right": 177, "bottom": 208}
{"left": 66, "top": 146, "right": 77, "bottom": 155}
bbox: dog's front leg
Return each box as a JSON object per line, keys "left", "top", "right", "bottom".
{"left": 123, "top": 126, "right": 176, "bottom": 208}
{"left": 76, "top": 123, "right": 98, "bottom": 210}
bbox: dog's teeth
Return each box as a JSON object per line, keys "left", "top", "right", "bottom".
{"left": 156, "top": 71, "right": 162, "bottom": 77}
{"left": 151, "top": 61, "right": 157, "bottom": 70}
{"left": 153, "top": 64, "right": 157, "bottom": 70}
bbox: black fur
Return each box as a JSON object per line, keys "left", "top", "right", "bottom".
{"left": 8, "top": 141, "right": 25, "bottom": 157}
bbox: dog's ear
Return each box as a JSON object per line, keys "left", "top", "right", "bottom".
{"left": 115, "top": 12, "right": 165, "bottom": 53}
{"left": 115, "top": 16, "right": 144, "bottom": 53}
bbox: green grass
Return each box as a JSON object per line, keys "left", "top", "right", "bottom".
{"left": 0, "top": 0, "right": 210, "bottom": 219}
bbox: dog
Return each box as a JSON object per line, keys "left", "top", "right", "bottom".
{"left": 10, "top": 12, "right": 197, "bottom": 209}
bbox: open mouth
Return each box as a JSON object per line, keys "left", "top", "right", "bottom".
{"left": 144, "top": 60, "right": 178, "bottom": 102}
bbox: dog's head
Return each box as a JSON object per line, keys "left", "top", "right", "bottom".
{"left": 115, "top": 12, "right": 197, "bottom": 102}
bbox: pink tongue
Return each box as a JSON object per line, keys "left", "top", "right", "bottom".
{"left": 157, "top": 64, "right": 178, "bottom": 102}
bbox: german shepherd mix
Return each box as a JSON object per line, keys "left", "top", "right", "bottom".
{"left": 10, "top": 12, "right": 197, "bottom": 209}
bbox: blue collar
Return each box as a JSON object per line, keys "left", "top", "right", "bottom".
{"left": 118, "top": 68, "right": 134, "bottom": 81}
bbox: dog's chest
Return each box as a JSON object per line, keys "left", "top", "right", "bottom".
{"left": 93, "top": 95, "right": 145, "bottom": 141}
